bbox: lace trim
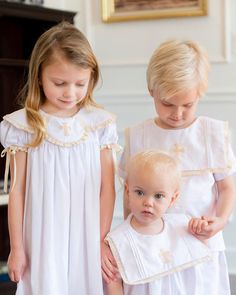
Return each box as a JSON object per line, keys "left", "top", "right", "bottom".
{"left": 4, "top": 114, "right": 116, "bottom": 147}
{"left": 100, "top": 143, "right": 122, "bottom": 152}
{"left": 1, "top": 146, "right": 28, "bottom": 193}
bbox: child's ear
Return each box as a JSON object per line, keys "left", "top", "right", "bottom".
{"left": 124, "top": 181, "right": 130, "bottom": 207}
{"left": 148, "top": 87, "right": 154, "bottom": 97}
{"left": 168, "top": 190, "right": 179, "bottom": 208}
{"left": 124, "top": 181, "right": 129, "bottom": 196}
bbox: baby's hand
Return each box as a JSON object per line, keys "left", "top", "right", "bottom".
{"left": 188, "top": 216, "right": 226, "bottom": 240}
{"left": 188, "top": 216, "right": 208, "bottom": 239}
{"left": 101, "top": 240, "right": 119, "bottom": 284}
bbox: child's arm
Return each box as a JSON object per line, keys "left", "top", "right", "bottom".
{"left": 106, "top": 278, "right": 123, "bottom": 295}
{"left": 100, "top": 149, "right": 118, "bottom": 283}
{"left": 189, "top": 175, "right": 236, "bottom": 239}
{"left": 7, "top": 151, "right": 27, "bottom": 282}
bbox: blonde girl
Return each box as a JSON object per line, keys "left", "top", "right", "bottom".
{"left": 0, "top": 22, "right": 118, "bottom": 295}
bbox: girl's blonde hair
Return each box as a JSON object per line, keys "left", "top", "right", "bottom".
{"left": 146, "top": 40, "right": 210, "bottom": 100}
{"left": 20, "top": 21, "right": 100, "bottom": 147}
{"left": 126, "top": 150, "right": 181, "bottom": 188}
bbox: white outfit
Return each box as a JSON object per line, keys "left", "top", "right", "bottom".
{"left": 0, "top": 106, "right": 119, "bottom": 295}
{"left": 119, "top": 116, "right": 236, "bottom": 294}
{"left": 106, "top": 214, "right": 211, "bottom": 295}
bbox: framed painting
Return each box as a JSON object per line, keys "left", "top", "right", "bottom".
{"left": 102, "top": 0, "right": 208, "bottom": 23}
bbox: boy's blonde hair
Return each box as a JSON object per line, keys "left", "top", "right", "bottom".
{"left": 126, "top": 150, "right": 181, "bottom": 188}
{"left": 146, "top": 40, "right": 210, "bottom": 100}
{"left": 21, "top": 22, "right": 100, "bottom": 147}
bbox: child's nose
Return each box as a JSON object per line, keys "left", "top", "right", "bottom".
{"left": 63, "top": 86, "right": 75, "bottom": 98}
{"left": 143, "top": 196, "right": 153, "bottom": 207}
{"left": 172, "top": 107, "right": 182, "bottom": 118}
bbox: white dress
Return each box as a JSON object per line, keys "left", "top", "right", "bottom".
{"left": 119, "top": 116, "right": 236, "bottom": 294}
{"left": 106, "top": 214, "right": 211, "bottom": 295}
{"left": 0, "top": 106, "right": 119, "bottom": 295}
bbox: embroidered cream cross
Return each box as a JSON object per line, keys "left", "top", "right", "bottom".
{"left": 172, "top": 144, "right": 184, "bottom": 157}
{"left": 61, "top": 123, "right": 71, "bottom": 136}
{"left": 159, "top": 249, "right": 172, "bottom": 264}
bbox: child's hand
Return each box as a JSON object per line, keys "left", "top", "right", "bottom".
{"left": 188, "top": 216, "right": 226, "bottom": 240}
{"left": 101, "top": 240, "right": 119, "bottom": 283}
{"left": 7, "top": 248, "right": 27, "bottom": 282}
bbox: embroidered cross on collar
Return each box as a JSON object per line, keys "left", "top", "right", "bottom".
{"left": 171, "top": 144, "right": 184, "bottom": 157}
{"left": 159, "top": 249, "right": 172, "bottom": 264}
{"left": 61, "top": 123, "right": 71, "bottom": 136}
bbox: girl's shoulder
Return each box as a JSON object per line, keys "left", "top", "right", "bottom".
{"left": 80, "top": 105, "right": 116, "bottom": 129}
{"left": 2, "top": 108, "right": 32, "bottom": 133}
{"left": 0, "top": 108, "right": 31, "bottom": 149}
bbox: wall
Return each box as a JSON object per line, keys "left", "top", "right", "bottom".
{"left": 45, "top": 0, "right": 236, "bottom": 273}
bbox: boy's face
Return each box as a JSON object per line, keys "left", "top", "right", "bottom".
{"left": 126, "top": 167, "right": 179, "bottom": 227}
{"left": 152, "top": 89, "right": 199, "bottom": 129}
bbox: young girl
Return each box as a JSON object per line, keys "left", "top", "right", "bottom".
{"left": 119, "top": 40, "right": 236, "bottom": 294}
{"left": 106, "top": 150, "right": 211, "bottom": 295}
{"left": 0, "top": 22, "right": 119, "bottom": 295}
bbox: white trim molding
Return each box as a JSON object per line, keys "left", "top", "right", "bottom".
{"left": 95, "top": 89, "right": 236, "bottom": 105}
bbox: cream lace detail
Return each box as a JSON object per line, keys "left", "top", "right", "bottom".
{"left": 1, "top": 146, "right": 28, "bottom": 193}
{"left": 4, "top": 112, "right": 117, "bottom": 147}
{"left": 100, "top": 143, "right": 122, "bottom": 152}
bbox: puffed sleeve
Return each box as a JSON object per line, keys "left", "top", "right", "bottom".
{"left": 0, "top": 120, "right": 29, "bottom": 193}
{"left": 0, "top": 119, "right": 30, "bottom": 148}
{"left": 99, "top": 121, "right": 120, "bottom": 151}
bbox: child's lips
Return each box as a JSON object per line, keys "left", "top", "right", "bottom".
{"left": 141, "top": 210, "right": 153, "bottom": 216}
{"left": 170, "top": 117, "right": 182, "bottom": 123}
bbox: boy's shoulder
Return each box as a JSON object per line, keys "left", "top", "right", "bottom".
{"left": 198, "top": 116, "right": 229, "bottom": 137}
{"left": 127, "top": 118, "right": 154, "bottom": 130}
{"left": 199, "top": 116, "right": 227, "bottom": 125}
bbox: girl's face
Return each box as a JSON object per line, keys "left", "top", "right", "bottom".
{"left": 152, "top": 89, "right": 199, "bottom": 129}
{"left": 40, "top": 56, "right": 91, "bottom": 117}
{"left": 126, "top": 167, "right": 178, "bottom": 231}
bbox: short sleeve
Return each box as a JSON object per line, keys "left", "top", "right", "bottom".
{"left": 214, "top": 145, "right": 236, "bottom": 181}
{"left": 99, "top": 121, "right": 118, "bottom": 149}
{"left": 0, "top": 120, "right": 29, "bottom": 148}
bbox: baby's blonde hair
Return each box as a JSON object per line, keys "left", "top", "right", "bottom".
{"left": 20, "top": 22, "right": 100, "bottom": 147}
{"left": 146, "top": 40, "right": 210, "bottom": 100}
{"left": 126, "top": 150, "right": 181, "bottom": 188}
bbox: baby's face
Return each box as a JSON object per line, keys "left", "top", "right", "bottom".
{"left": 126, "top": 167, "right": 178, "bottom": 227}
{"left": 152, "top": 89, "right": 199, "bottom": 129}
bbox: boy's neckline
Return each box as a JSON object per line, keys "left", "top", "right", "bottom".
{"left": 154, "top": 116, "right": 199, "bottom": 130}
{"left": 128, "top": 214, "right": 165, "bottom": 236}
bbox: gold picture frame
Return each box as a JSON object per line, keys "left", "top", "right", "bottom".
{"left": 102, "top": 0, "right": 208, "bottom": 23}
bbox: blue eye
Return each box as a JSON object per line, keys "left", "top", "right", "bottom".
{"left": 154, "top": 193, "right": 165, "bottom": 200}
{"left": 134, "top": 190, "right": 144, "bottom": 197}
